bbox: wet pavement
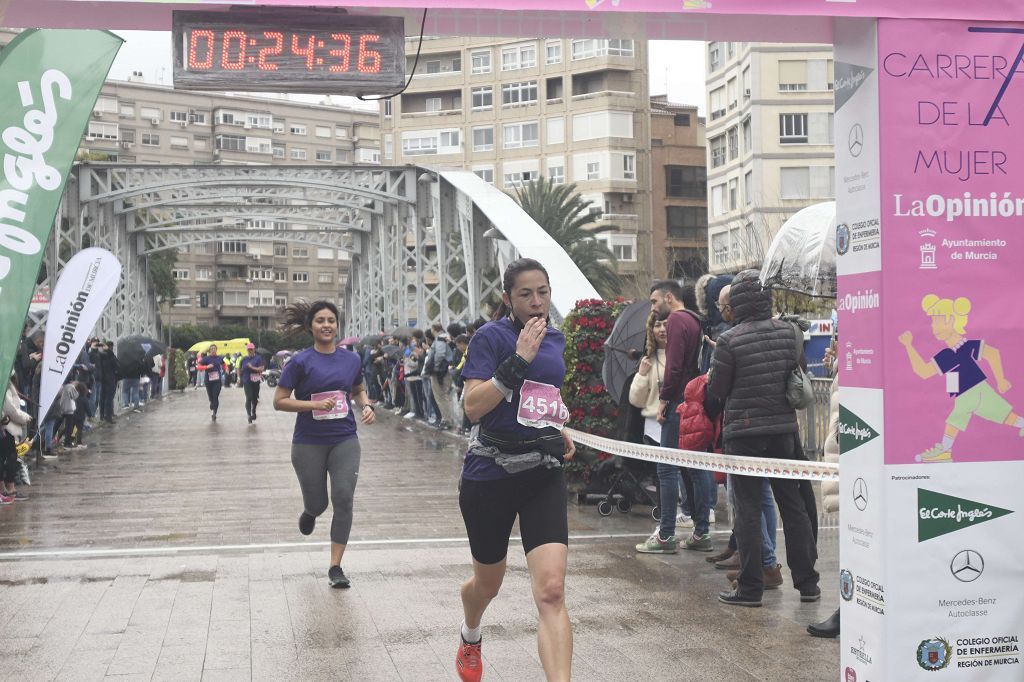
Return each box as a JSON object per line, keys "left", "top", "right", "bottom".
{"left": 0, "top": 388, "right": 840, "bottom": 681}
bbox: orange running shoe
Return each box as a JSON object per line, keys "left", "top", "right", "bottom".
{"left": 455, "top": 636, "right": 482, "bottom": 682}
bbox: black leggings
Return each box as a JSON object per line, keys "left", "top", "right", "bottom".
{"left": 0, "top": 433, "right": 18, "bottom": 485}
{"left": 206, "top": 381, "right": 221, "bottom": 414}
{"left": 244, "top": 381, "right": 260, "bottom": 417}
{"left": 459, "top": 465, "right": 568, "bottom": 565}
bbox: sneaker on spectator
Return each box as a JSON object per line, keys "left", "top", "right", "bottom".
{"left": 0, "top": 493, "right": 13, "bottom": 505}
{"left": 403, "top": 411, "right": 416, "bottom": 419}
{"left": 12, "top": 490, "right": 28, "bottom": 501}
{"left": 636, "top": 530, "right": 678, "bottom": 554}
{"left": 676, "top": 511, "right": 694, "bottom": 529}
{"left": 681, "top": 532, "right": 714, "bottom": 552}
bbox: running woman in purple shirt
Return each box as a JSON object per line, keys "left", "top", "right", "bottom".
{"left": 454, "top": 259, "right": 576, "bottom": 682}
{"left": 273, "top": 300, "right": 376, "bottom": 588}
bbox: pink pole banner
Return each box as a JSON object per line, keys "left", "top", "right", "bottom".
{"left": 37, "top": 0, "right": 1024, "bottom": 22}
{"left": 879, "top": 19, "right": 1024, "bottom": 466}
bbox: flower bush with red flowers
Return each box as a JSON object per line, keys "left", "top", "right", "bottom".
{"left": 561, "top": 297, "right": 627, "bottom": 490}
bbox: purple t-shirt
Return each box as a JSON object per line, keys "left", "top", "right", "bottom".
{"left": 199, "top": 355, "right": 224, "bottom": 382}
{"left": 933, "top": 339, "right": 985, "bottom": 397}
{"left": 279, "top": 347, "right": 364, "bottom": 444}
{"left": 240, "top": 355, "right": 265, "bottom": 384}
{"left": 460, "top": 317, "right": 566, "bottom": 480}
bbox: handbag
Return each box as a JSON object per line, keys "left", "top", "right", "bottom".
{"left": 786, "top": 324, "right": 815, "bottom": 410}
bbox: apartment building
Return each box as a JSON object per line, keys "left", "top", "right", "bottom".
{"left": 381, "top": 36, "right": 652, "bottom": 278}
{"left": 649, "top": 97, "right": 707, "bottom": 281}
{"left": 704, "top": 41, "right": 835, "bottom": 274}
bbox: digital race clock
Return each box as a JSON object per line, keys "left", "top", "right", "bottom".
{"left": 172, "top": 10, "right": 406, "bottom": 95}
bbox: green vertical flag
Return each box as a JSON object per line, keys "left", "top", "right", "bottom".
{"left": 0, "top": 29, "right": 122, "bottom": 386}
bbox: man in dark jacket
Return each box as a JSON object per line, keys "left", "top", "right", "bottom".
{"left": 707, "top": 270, "right": 819, "bottom": 607}
{"left": 96, "top": 341, "right": 120, "bottom": 423}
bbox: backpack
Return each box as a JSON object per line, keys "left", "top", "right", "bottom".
{"left": 676, "top": 374, "right": 720, "bottom": 453}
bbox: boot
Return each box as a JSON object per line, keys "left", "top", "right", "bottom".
{"left": 807, "top": 609, "right": 840, "bottom": 638}
{"left": 726, "top": 564, "right": 783, "bottom": 589}
{"left": 715, "top": 552, "right": 741, "bottom": 570}
{"left": 706, "top": 547, "right": 735, "bottom": 564}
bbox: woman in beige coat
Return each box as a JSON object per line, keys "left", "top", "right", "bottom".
{"left": 628, "top": 313, "right": 667, "bottom": 447}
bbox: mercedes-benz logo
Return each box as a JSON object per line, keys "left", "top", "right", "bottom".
{"left": 848, "top": 123, "right": 864, "bottom": 157}
{"left": 950, "top": 550, "right": 984, "bottom": 582}
{"left": 853, "top": 478, "right": 868, "bottom": 511}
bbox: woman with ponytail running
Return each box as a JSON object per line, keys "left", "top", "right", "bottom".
{"left": 273, "top": 300, "right": 375, "bottom": 588}
{"left": 196, "top": 344, "right": 224, "bottom": 421}
{"left": 454, "top": 258, "right": 576, "bottom": 682}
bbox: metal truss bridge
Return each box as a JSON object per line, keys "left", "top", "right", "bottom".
{"left": 38, "top": 164, "right": 597, "bottom": 341}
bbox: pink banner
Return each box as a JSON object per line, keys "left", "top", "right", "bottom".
{"left": 39, "top": 0, "right": 1024, "bottom": 22}
{"left": 880, "top": 19, "right": 1024, "bottom": 465}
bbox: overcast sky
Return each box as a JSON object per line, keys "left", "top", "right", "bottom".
{"left": 110, "top": 31, "right": 707, "bottom": 114}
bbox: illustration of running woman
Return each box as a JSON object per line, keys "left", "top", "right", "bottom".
{"left": 898, "top": 294, "right": 1024, "bottom": 463}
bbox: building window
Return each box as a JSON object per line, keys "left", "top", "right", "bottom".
{"left": 472, "top": 127, "right": 494, "bottom": 152}
{"left": 384, "top": 134, "right": 393, "bottom": 160}
{"left": 728, "top": 178, "right": 739, "bottom": 211}
{"left": 290, "top": 124, "right": 307, "bottom": 135}
{"left": 315, "top": 125, "right": 331, "bottom": 138}
{"left": 727, "top": 126, "right": 739, "bottom": 160}
{"left": 316, "top": 149, "right": 332, "bottom": 161}
{"left": 666, "top": 206, "right": 708, "bottom": 239}
{"left": 198, "top": 292, "right": 210, "bottom": 308}
{"left": 170, "top": 135, "right": 188, "bottom": 149}
{"left": 318, "top": 272, "right": 334, "bottom": 284}
{"left": 586, "top": 162, "right": 601, "bottom": 180}
{"left": 571, "top": 39, "right": 633, "bottom": 60}
{"left": 471, "top": 50, "right": 491, "bottom": 74}
{"left": 121, "top": 129, "right": 135, "bottom": 144}
{"left": 571, "top": 110, "right": 633, "bottom": 141}
{"left": 742, "top": 67, "right": 752, "bottom": 99}
{"left": 473, "top": 167, "right": 494, "bottom": 183}
{"left": 546, "top": 40, "right": 562, "bottom": 64}
{"left": 172, "top": 269, "right": 190, "bottom": 280}
{"left": 673, "top": 113, "right": 690, "bottom": 127}
{"left": 245, "top": 137, "right": 272, "bottom": 154}
{"left": 193, "top": 135, "right": 208, "bottom": 150}
{"left": 216, "top": 134, "right": 245, "bottom": 151}
{"left": 273, "top": 121, "right": 285, "bottom": 134}
{"left": 712, "top": 232, "right": 729, "bottom": 266}
{"left": 708, "top": 42, "right": 722, "bottom": 71}
{"left": 471, "top": 86, "right": 493, "bottom": 110}
{"left": 596, "top": 233, "right": 637, "bottom": 261}
{"left": 622, "top": 154, "right": 635, "bottom": 180}
{"left": 742, "top": 117, "right": 752, "bottom": 153}
{"left": 275, "top": 296, "right": 287, "bottom": 307}
{"left": 272, "top": 144, "right": 285, "bottom": 159}
{"left": 778, "top": 60, "right": 809, "bottom": 91}
{"left": 779, "top": 166, "right": 834, "bottom": 198}
{"left": 248, "top": 268, "right": 272, "bottom": 281}
{"left": 712, "top": 184, "right": 726, "bottom": 216}
{"left": 780, "top": 113, "right": 809, "bottom": 144}
{"left": 273, "top": 244, "right": 288, "bottom": 257}
{"left": 501, "top": 42, "right": 537, "bottom": 71}
{"left": 141, "top": 133, "right": 160, "bottom": 146}
{"left": 220, "top": 241, "right": 248, "bottom": 254}
{"left": 290, "top": 148, "right": 307, "bottom": 160}
{"left": 503, "top": 169, "right": 539, "bottom": 188}
{"left": 709, "top": 135, "right": 726, "bottom": 168}
{"left": 274, "top": 270, "right": 287, "bottom": 282}
{"left": 292, "top": 271, "right": 309, "bottom": 283}
{"left": 666, "top": 165, "right": 706, "bottom": 198}
{"left": 195, "top": 267, "right": 212, "bottom": 281}
{"left": 87, "top": 122, "right": 119, "bottom": 140}
{"left": 501, "top": 81, "right": 538, "bottom": 107}
{"left": 503, "top": 122, "right": 539, "bottom": 149}
{"left": 547, "top": 117, "right": 565, "bottom": 145}
{"left": 548, "top": 165, "right": 565, "bottom": 184}
{"left": 383, "top": 99, "right": 392, "bottom": 118}
{"left": 710, "top": 86, "right": 726, "bottom": 120}
{"left": 292, "top": 247, "right": 308, "bottom": 257}
{"left": 169, "top": 110, "right": 187, "bottom": 123}
{"left": 744, "top": 170, "right": 754, "bottom": 205}
{"left": 425, "top": 59, "right": 441, "bottom": 74}
{"left": 425, "top": 97, "right": 442, "bottom": 113}
{"left": 140, "top": 107, "right": 161, "bottom": 122}
{"left": 119, "top": 102, "right": 135, "bottom": 118}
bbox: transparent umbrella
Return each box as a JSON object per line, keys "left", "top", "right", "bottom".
{"left": 760, "top": 201, "right": 837, "bottom": 298}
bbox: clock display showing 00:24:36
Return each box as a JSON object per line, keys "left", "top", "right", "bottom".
{"left": 186, "top": 29, "right": 385, "bottom": 74}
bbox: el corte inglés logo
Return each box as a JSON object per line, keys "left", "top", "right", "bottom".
{"left": 838, "top": 405, "right": 879, "bottom": 453}
{"left": 918, "top": 489, "right": 1014, "bottom": 542}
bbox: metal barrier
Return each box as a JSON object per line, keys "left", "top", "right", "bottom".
{"left": 797, "top": 377, "right": 834, "bottom": 461}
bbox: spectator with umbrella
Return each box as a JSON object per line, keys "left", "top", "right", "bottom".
{"left": 117, "top": 335, "right": 167, "bottom": 411}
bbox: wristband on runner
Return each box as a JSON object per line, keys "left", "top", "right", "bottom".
{"left": 493, "top": 353, "right": 530, "bottom": 391}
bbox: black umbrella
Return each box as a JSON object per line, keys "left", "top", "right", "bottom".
{"left": 602, "top": 301, "right": 651, "bottom": 401}
{"left": 389, "top": 326, "right": 417, "bottom": 340}
{"left": 359, "top": 334, "right": 383, "bottom": 345}
{"left": 380, "top": 344, "right": 402, "bottom": 360}
{"left": 255, "top": 347, "right": 272, "bottom": 357}
{"left": 117, "top": 335, "right": 168, "bottom": 378}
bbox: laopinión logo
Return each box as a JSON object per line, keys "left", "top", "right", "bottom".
{"left": 917, "top": 636, "right": 952, "bottom": 671}
{"left": 837, "top": 223, "right": 851, "bottom": 255}
{"left": 840, "top": 569, "right": 855, "bottom": 601}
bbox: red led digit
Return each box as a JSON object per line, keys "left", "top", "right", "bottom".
{"left": 188, "top": 29, "right": 215, "bottom": 70}
{"left": 328, "top": 33, "right": 351, "bottom": 72}
{"left": 221, "top": 31, "right": 247, "bottom": 71}
{"left": 258, "top": 31, "right": 284, "bottom": 71}
{"left": 290, "top": 33, "right": 316, "bottom": 70}
{"left": 357, "top": 34, "right": 382, "bottom": 73}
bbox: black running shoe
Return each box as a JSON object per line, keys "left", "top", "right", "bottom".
{"left": 718, "top": 588, "right": 762, "bottom": 607}
{"left": 299, "top": 512, "right": 316, "bottom": 535}
{"left": 328, "top": 565, "right": 350, "bottom": 588}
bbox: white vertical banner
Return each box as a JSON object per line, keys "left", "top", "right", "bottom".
{"left": 38, "top": 247, "right": 122, "bottom": 422}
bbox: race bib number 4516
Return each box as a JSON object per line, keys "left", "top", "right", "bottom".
{"left": 517, "top": 380, "right": 569, "bottom": 430}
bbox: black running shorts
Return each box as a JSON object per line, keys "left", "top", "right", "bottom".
{"left": 459, "top": 465, "right": 568, "bottom": 565}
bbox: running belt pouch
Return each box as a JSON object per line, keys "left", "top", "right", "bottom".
{"left": 478, "top": 426, "right": 564, "bottom": 458}
{"left": 786, "top": 325, "right": 815, "bottom": 410}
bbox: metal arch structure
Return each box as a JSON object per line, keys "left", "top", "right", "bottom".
{"left": 36, "top": 163, "right": 598, "bottom": 342}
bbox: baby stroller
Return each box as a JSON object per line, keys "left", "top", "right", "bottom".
{"left": 593, "top": 382, "right": 659, "bottom": 518}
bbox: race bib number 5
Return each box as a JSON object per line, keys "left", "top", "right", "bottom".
{"left": 311, "top": 390, "right": 350, "bottom": 420}
{"left": 517, "top": 380, "right": 569, "bottom": 430}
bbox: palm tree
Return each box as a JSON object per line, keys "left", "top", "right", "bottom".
{"left": 513, "top": 177, "right": 622, "bottom": 297}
